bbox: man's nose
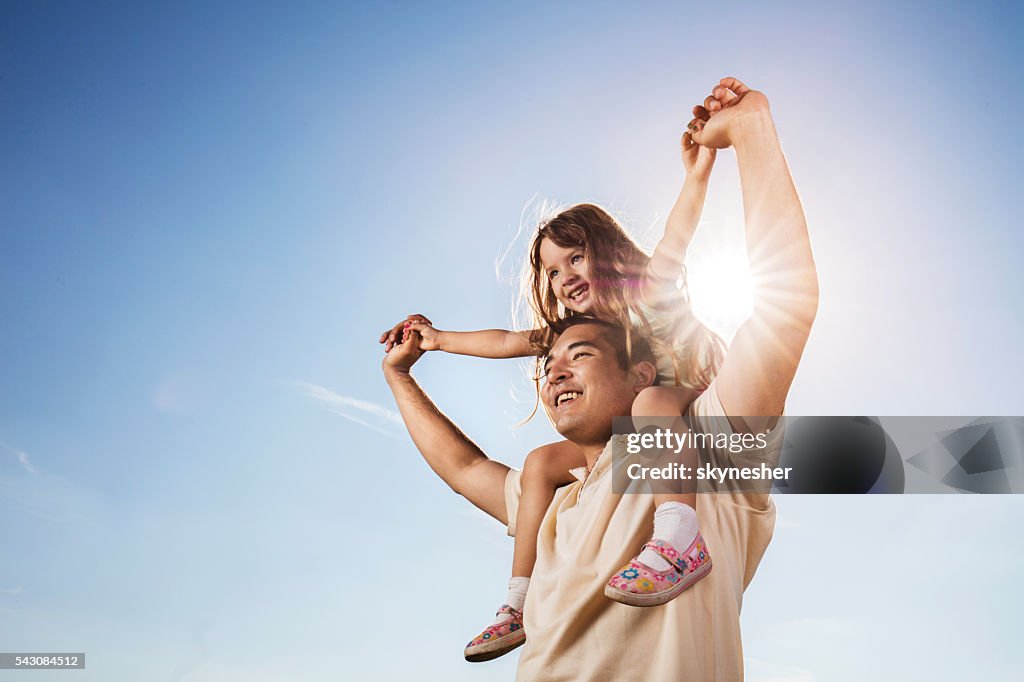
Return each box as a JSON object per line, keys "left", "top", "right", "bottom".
{"left": 547, "top": 362, "right": 571, "bottom": 383}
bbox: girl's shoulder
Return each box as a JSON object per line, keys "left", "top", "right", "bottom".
{"left": 631, "top": 281, "right": 688, "bottom": 323}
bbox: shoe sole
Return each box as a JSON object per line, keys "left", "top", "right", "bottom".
{"left": 464, "top": 630, "right": 526, "bottom": 663}
{"left": 603, "top": 558, "right": 713, "bottom": 607}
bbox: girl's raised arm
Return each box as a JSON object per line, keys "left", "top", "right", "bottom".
{"left": 644, "top": 118, "right": 716, "bottom": 299}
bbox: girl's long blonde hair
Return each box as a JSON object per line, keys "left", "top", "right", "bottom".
{"left": 520, "top": 203, "right": 725, "bottom": 390}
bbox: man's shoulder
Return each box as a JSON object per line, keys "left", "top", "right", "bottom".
{"left": 686, "top": 381, "right": 722, "bottom": 419}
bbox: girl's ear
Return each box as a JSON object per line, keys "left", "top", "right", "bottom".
{"left": 630, "top": 361, "right": 658, "bottom": 394}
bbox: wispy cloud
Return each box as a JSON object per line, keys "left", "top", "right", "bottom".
{"left": 745, "top": 657, "right": 816, "bottom": 682}
{"left": 17, "top": 451, "right": 37, "bottom": 474}
{"left": 0, "top": 442, "right": 105, "bottom": 526}
{"left": 152, "top": 372, "right": 212, "bottom": 415}
{"left": 1, "top": 441, "right": 37, "bottom": 475}
{"left": 0, "top": 587, "right": 23, "bottom": 595}
{"left": 297, "top": 382, "right": 404, "bottom": 438}
{"left": 745, "top": 616, "right": 860, "bottom": 681}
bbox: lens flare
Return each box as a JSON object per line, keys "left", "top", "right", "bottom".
{"left": 687, "top": 247, "right": 754, "bottom": 339}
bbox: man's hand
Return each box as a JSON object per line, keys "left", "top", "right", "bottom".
{"left": 379, "top": 313, "right": 433, "bottom": 353}
{"left": 379, "top": 326, "right": 512, "bottom": 525}
{"left": 382, "top": 328, "right": 425, "bottom": 375}
{"left": 688, "top": 77, "right": 772, "bottom": 150}
{"left": 681, "top": 121, "right": 716, "bottom": 179}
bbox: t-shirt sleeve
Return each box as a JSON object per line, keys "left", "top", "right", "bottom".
{"left": 504, "top": 468, "right": 523, "bottom": 537}
{"left": 686, "top": 381, "right": 786, "bottom": 511}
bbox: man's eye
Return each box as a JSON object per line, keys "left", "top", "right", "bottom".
{"left": 572, "top": 352, "right": 590, "bottom": 360}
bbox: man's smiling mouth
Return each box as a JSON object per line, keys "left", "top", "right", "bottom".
{"left": 555, "top": 390, "right": 582, "bottom": 407}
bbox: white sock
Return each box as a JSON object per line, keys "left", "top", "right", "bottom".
{"left": 492, "top": 576, "right": 530, "bottom": 624}
{"left": 637, "top": 502, "right": 699, "bottom": 571}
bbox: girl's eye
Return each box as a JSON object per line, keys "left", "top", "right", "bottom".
{"left": 571, "top": 254, "right": 583, "bottom": 265}
{"left": 549, "top": 270, "right": 558, "bottom": 279}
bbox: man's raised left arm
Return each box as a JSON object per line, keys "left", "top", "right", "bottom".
{"left": 383, "top": 329, "right": 511, "bottom": 524}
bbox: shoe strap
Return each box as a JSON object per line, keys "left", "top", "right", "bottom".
{"left": 643, "top": 538, "right": 690, "bottom": 574}
{"left": 495, "top": 604, "right": 523, "bottom": 620}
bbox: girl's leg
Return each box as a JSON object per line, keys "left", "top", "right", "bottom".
{"left": 632, "top": 385, "right": 699, "bottom": 519}
{"left": 464, "top": 440, "right": 584, "bottom": 662}
{"left": 605, "top": 385, "right": 712, "bottom": 607}
{"left": 511, "top": 440, "right": 585, "bottom": 577}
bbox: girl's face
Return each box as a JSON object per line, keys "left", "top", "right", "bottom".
{"left": 539, "top": 237, "right": 594, "bottom": 313}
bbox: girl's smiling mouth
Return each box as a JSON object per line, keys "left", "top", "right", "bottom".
{"left": 567, "top": 283, "right": 590, "bottom": 303}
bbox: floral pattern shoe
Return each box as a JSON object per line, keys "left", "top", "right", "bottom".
{"left": 604, "top": 533, "right": 713, "bottom": 607}
{"left": 463, "top": 605, "right": 526, "bottom": 662}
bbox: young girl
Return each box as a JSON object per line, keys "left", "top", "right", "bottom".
{"left": 380, "top": 124, "right": 726, "bottom": 662}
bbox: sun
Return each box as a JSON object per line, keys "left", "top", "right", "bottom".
{"left": 685, "top": 244, "right": 754, "bottom": 340}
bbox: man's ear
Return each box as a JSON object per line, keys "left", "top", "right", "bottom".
{"left": 630, "top": 361, "right": 658, "bottom": 394}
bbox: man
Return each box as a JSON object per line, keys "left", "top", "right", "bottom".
{"left": 384, "top": 317, "right": 780, "bottom": 681}
{"left": 383, "top": 78, "right": 817, "bottom": 680}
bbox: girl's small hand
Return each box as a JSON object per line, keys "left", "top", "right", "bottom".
{"left": 379, "top": 313, "right": 433, "bottom": 352}
{"left": 405, "top": 320, "right": 442, "bottom": 351}
{"left": 681, "top": 112, "right": 716, "bottom": 179}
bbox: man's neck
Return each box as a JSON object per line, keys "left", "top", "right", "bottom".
{"left": 577, "top": 441, "right": 608, "bottom": 470}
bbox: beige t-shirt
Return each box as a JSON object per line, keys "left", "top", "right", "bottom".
{"left": 504, "top": 384, "right": 782, "bottom": 681}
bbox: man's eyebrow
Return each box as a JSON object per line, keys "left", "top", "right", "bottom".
{"left": 566, "top": 341, "right": 599, "bottom": 352}
{"left": 544, "top": 340, "right": 600, "bottom": 371}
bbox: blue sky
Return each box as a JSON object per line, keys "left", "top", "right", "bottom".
{"left": 1, "top": 1, "right": 1022, "bottom": 680}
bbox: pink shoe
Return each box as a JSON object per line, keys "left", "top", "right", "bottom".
{"left": 604, "top": 533, "right": 713, "bottom": 607}
{"left": 463, "top": 605, "right": 526, "bottom": 662}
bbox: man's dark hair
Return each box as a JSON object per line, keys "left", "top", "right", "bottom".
{"left": 548, "top": 315, "right": 659, "bottom": 379}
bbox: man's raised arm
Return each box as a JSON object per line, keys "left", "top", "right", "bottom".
{"left": 382, "top": 329, "right": 511, "bottom": 524}
{"left": 692, "top": 78, "right": 820, "bottom": 424}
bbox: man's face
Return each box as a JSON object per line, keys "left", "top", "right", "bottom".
{"left": 541, "top": 323, "right": 649, "bottom": 445}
